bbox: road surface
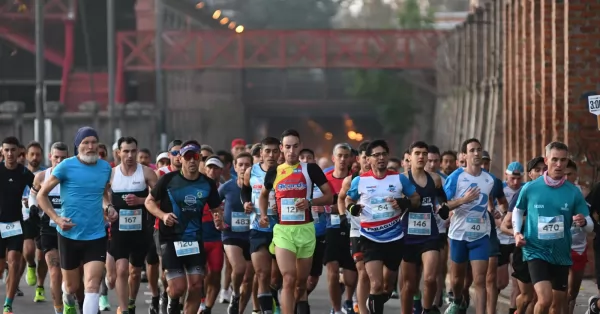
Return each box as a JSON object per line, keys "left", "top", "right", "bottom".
{"left": 4, "top": 272, "right": 479, "bottom": 313}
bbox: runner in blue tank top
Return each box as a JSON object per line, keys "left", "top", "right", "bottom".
{"left": 400, "top": 141, "right": 448, "bottom": 314}
{"left": 240, "top": 137, "right": 282, "bottom": 314}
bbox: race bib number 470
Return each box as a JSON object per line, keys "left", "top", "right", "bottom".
{"left": 538, "top": 216, "right": 564, "bottom": 240}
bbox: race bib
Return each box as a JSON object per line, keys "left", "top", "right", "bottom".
{"left": 231, "top": 212, "right": 250, "bottom": 232}
{"left": 173, "top": 241, "right": 200, "bottom": 257}
{"left": 0, "top": 221, "right": 22, "bottom": 238}
{"left": 538, "top": 216, "right": 564, "bottom": 240}
{"left": 119, "top": 209, "right": 142, "bottom": 231}
{"left": 280, "top": 198, "right": 305, "bottom": 222}
{"left": 408, "top": 213, "right": 431, "bottom": 235}
{"left": 330, "top": 214, "right": 341, "bottom": 226}
{"left": 370, "top": 198, "right": 394, "bottom": 220}
{"left": 465, "top": 217, "right": 486, "bottom": 238}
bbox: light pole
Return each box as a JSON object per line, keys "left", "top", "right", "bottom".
{"left": 35, "top": 0, "right": 45, "bottom": 145}
{"left": 107, "top": 0, "right": 116, "bottom": 144}
{"left": 155, "top": 0, "right": 167, "bottom": 151}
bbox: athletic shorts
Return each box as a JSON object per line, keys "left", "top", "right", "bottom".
{"left": 0, "top": 232, "right": 24, "bottom": 259}
{"left": 153, "top": 229, "right": 162, "bottom": 257}
{"left": 350, "top": 236, "right": 364, "bottom": 263}
{"left": 249, "top": 229, "right": 274, "bottom": 255}
{"left": 571, "top": 249, "right": 588, "bottom": 272}
{"left": 527, "top": 259, "right": 569, "bottom": 291}
{"left": 361, "top": 236, "right": 402, "bottom": 271}
{"left": 438, "top": 233, "right": 448, "bottom": 249}
{"left": 108, "top": 228, "right": 149, "bottom": 268}
{"left": 403, "top": 240, "right": 440, "bottom": 264}
{"left": 223, "top": 238, "right": 251, "bottom": 261}
{"left": 146, "top": 238, "right": 159, "bottom": 265}
{"left": 449, "top": 235, "right": 490, "bottom": 264}
{"left": 58, "top": 234, "right": 107, "bottom": 271}
{"left": 511, "top": 246, "right": 531, "bottom": 284}
{"left": 498, "top": 244, "right": 516, "bottom": 267}
{"left": 323, "top": 228, "right": 356, "bottom": 271}
{"left": 22, "top": 219, "right": 39, "bottom": 240}
{"left": 272, "top": 223, "right": 315, "bottom": 259}
{"left": 310, "top": 235, "right": 326, "bottom": 277}
{"left": 160, "top": 241, "right": 205, "bottom": 280}
{"left": 39, "top": 233, "right": 58, "bottom": 254}
{"left": 204, "top": 241, "right": 224, "bottom": 272}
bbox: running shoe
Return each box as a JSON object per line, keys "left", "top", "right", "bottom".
{"left": 586, "top": 295, "right": 600, "bottom": 314}
{"left": 26, "top": 266, "right": 37, "bottom": 286}
{"left": 34, "top": 286, "right": 46, "bottom": 302}
{"left": 218, "top": 288, "right": 231, "bottom": 304}
{"left": 99, "top": 295, "right": 111, "bottom": 311}
{"left": 2, "top": 305, "right": 11, "bottom": 314}
{"left": 15, "top": 287, "right": 23, "bottom": 297}
{"left": 64, "top": 303, "right": 78, "bottom": 314}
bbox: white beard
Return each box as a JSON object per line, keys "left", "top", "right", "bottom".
{"left": 79, "top": 153, "right": 99, "bottom": 164}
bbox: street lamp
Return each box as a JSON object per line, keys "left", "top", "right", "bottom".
{"left": 0, "top": 101, "right": 25, "bottom": 139}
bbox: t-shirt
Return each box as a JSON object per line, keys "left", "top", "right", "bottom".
{"left": 219, "top": 179, "right": 249, "bottom": 241}
{"left": 0, "top": 163, "right": 34, "bottom": 223}
{"left": 151, "top": 171, "right": 221, "bottom": 242}
{"left": 52, "top": 157, "right": 112, "bottom": 240}
{"left": 444, "top": 167, "right": 500, "bottom": 242}
{"left": 515, "top": 178, "right": 589, "bottom": 265}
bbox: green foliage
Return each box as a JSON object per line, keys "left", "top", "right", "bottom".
{"left": 236, "top": 0, "right": 338, "bottom": 29}
{"left": 350, "top": 0, "right": 434, "bottom": 139}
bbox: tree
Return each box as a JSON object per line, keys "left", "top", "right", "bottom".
{"left": 349, "top": 0, "right": 435, "bottom": 142}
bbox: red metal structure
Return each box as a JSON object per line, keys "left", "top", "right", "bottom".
{"left": 0, "top": 0, "right": 442, "bottom": 109}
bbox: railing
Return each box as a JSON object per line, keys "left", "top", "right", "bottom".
{"left": 116, "top": 29, "right": 445, "bottom": 71}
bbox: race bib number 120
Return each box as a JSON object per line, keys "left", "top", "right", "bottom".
{"left": 173, "top": 241, "right": 200, "bottom": 257}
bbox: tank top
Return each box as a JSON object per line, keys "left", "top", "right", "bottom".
{"left": 249, "top": 163, "right": 278, "bottom": 232}
{"left": 349, "top": 172, "right": 361, "bottom": 238}
{"left": 402, "top": 171, "right": 439, "bottom": 244}
{"left": 40, "top": 168, "right": 62, "bottom": 235}
{"left": 110, "top": 164, "right": 149, "bottom": 232}
{"left": 325, "top": 170, "right": 346, "bottom": 229}
{"left": 155, "top": 165, "right": 175, "bottom": 229}
{"left": 273, "top": 162, "right": 313, "bottom": 226}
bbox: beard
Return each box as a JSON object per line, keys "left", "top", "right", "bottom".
{"left": 79, "top": 153, "right": 99, "bottom": 164}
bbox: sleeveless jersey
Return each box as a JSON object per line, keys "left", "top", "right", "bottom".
{"left": 312, "top": 185, "right": 327, "bottom": 236}
{"left": 349, "top": 172, "right": 361, "bottom": 238}
{"left": 249, "top": 163, "right": 278, "bottom": 232}
{"left": 41, "top": 168, "right": 61, "bottom": 235}
{"left": 347, "top": 170, "right": 416, "bottom": 243}
{"left": 324, "top": 169, "right": 346, "bottom": 229}
{"left": 402, "top": 171, "right": 439, "bottom": 244}
{"left": 22, "top": 167, "right": 46, "bottom": 221}
{"left": 111, "top": 164, "right": 149, "bottom": 233}
{"left": 273, "top": 162, "right": 313, "bottom": 225}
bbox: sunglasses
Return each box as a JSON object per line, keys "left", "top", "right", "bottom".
{"left": 170, "top": 150, "right": 179, "bottom": 156}
{"left": 182, "top": 152, "right": 200, "bottom": 161}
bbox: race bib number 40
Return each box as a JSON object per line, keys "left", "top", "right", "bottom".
{"left": 119, "top": 209, "right": 142, "bottom": 231}
{"left": 538, "top": 216, "right": 564, "bottom": 240}
{"left": 465, "top": 217, "right": 486, "bottom": 239}
{"left": 231, "top": 212, "right": 250, "bottom": 232}
{"left": 0, "top": 221, "right": 23, "bottom": 238}
{"left": 370, "top": 198, "right": 394, "bottom": 220}
{"left": 174, "top": 241, "right": 200, "bottom": 257}
{"left": 280, "top": 198, "right": 306, "bottom": 222}
{"left": 408, "top": 213, "right": 431, "bottom": 235}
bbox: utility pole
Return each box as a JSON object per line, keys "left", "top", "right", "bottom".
{"left": 155, "top": 0, "right": 167, "bottom": 151}
{"left": 35, "top": 0, "right": 46, "bottom": 158}
{"left": 107, "top": 0, "right": 116, "bottom": 143}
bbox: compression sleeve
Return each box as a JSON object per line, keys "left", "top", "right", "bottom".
{"left": 583, "top": 216, "right": 594, "bottom": 233}
{"left": 512, "top": 208, "right": 523, "bottom": 235}
{"left": 241, "top": 184, "right": 252, "bottom": 204}
{"left": 28, "top": 189, "right": 38, "bottom": 206}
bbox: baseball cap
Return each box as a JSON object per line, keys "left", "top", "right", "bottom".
{"left": 200, "top": 144, "right": 214, "bottom": 154}
{"left": 505, "top": 161, "right": 524, "bottom": 176}
{"left": 179, "top": 143, "right": 200, "bottom": 155}
{"left": 231, "top": 138, "right": 246, "bottom": 148}
{"left": 155, "top": 152, "right": 169, "bottom": 163}
{"left": 205, "top": 157, "right": 224, "bottom": 168}
{"left": 527, "top": 156, "right": 545, "bottom": 172}
{"left": 482, "top": 151, "right": 491, "bottom": 160}
{"left": 112, "top": 142, "right": 119, "bottom": 151}
{"left": 167, "top": 140, "right": 182, "bottom": 151}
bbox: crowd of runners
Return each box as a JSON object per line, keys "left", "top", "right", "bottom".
{"left": 0, "top": 125, "right": 599, "bottom": 314}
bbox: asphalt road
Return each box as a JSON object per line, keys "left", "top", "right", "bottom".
{"left": 3, "top": 272, "right": 478, "bottom": 313}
